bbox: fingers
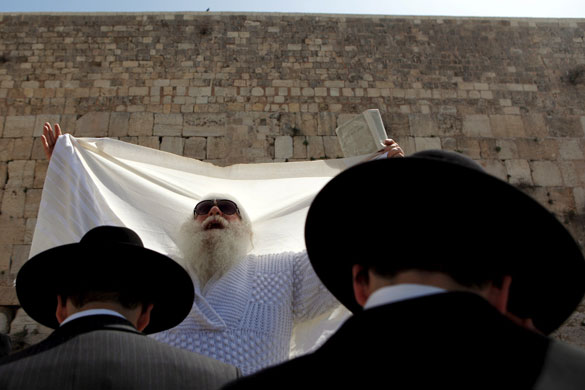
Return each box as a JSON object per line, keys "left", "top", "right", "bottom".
{"left": 41, "top": 122, "right": 63, "bottom": 161}
{"left": 380, "top": 139, "right": 404, "bottom": 158}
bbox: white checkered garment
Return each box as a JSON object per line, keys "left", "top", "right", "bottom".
{"left": 151, "top": 251, "right": 339, "bottom": 375}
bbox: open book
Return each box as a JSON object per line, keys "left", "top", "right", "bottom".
{"left": 335, "top": 109, "right": 388, "bottom": 159}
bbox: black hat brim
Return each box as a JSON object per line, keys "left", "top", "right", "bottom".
{"left": 305, "top": 158, "right": 585, "bottom": 335}
{"left": 17, "top": 242, "right": 194, "bottom": 334}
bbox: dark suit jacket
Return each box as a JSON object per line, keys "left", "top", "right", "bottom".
{"left": 224, "top": 292, "right": 585, "bottom": 389}
{"left": 0, "top": 314, "right": 240, "bottom": 390}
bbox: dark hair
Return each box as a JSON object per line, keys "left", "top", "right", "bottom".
{"left": 56, "top": 272, "right": 154, "bottom": 310}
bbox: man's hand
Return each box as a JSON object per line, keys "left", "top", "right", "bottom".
{"left": 41, "top": 122, "right": 63, "bottom": 160}
{"left": 369, "top": 139, "right": 404, "bottom": 160}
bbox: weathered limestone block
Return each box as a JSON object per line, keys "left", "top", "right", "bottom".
{"left": 33, "top": 161, "right": 49, "bottom": 188}
{"left": 6, "top": 161, "right": 35, "bottom": 189}
{"left": 275, "top": 136, "right": 293, "bottom": 159}
{"left": 4, "top": 116, "right": 35, "bottom": 138}
{"left": 516, "top": 138, "right": 558, "bottom": 161}
{"left": 574, "top": 187, "right": 585, "bottom": 212}
{"left": 108, "top": 112, "right": 130, "bottom": 137}
{"left": 137, "top": 136, "right": 160, "bottom": 150}
{"left": 160, "top": 137, "right": 184, "bottom": 155}
{"left": 10, "top": 244, "right": 30, "bottom": 275}
{"left": 462, "top": 115, "right": 492, "bottom": 137}
{"left": 0, "top": 217, "right": 25, "bottom": 246}
{"left": 0, "top": 139, "right": 14, "bottom": 162}
{"left": 207, "top": 137, "right": 229, "bottom": 160}
{"left": 522, "top": 114, "right": 548, "bottom": 138}
{"left": 24, "top": 189, "right": 42, "bottom": 218}
{"left": 128, "top": 112, "right": 154, "bottom": 136}
{"left": 317, "top": 112, "right": 336, "bottom": 136}
{"left": 495, "top": 139, "right": 519, "bottom": 160}
{"left": 479, "top": 159, "right": 507, "bottom": 181}
{"left": 323, "top": 136, "right": 343, "bottom": 159}
{"left": 490, "top": 115, "right": 526, "bottom": 138}
{"left": 183, "top": 113, "right": 227, "bottom": 136}
{"left": 75, "top": 112, "right": 110, "bottom": 137}
{"left": 293, "top": 136, "right": 308, "bottom": 159}
{"left": 505, "top": 159, "right": 533, "bottom": 185}
{"left": 12, "top": 137, "right": 34, "bottom": 160}
{"left": 414, "top": 137, "right": 441, "bottom": 152}
{"left": 184, "top": 137, "right": 206, "bottom": 160}
{"left": 547, "top": 116, "right": 583, "bottom": 137}
{"left": 531, "top": 161, "right": 563, "bottom": 187}
{"left": 558, "top": 139, "right": 584, "bottom": 160}
{"left": 409, "top": 114, "right": 438, "bottom": 137}
{"left": 1, "top": 189, "right": 25, "bottom": 218}
{"left": 9, "top": 308, "right": 52, "bottom": 349}
{"left": 154, "top": 113, "right": 183, "bottom": 136}
{"left": 307, "top": 136, "right": 325, "bottom": 159}
{"left": 560, "top": 161, "right": 585, "bottom": 187}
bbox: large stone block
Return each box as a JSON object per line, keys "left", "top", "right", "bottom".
{"left": 24, "top": 189, "right": 42, "bottom": 218}
{"left": 558, "top": 138, "right": 584, "bottom": 160}
{"left": 479, "top": 159, "right": 507, "bottom": 181}
{"left": 462, "top": 115, "right": 492, "bottom": 137}
{"left": 531, "top": 161, "right": 563, "bottom": 187}
{"left": 317, "top": 112, "right": 336, "bottom": 136}
{"left": 307, "top": 136, "right": 325, "bottom": 159}
{"left": 293, "top": 136, "right": 308, "bottom": 159}
{"left": 10, "top": 244, "right": 30, "bottom": 275}
{"left": 547, "top": 116, "right": 583, "bottom": 137}
{"left": 207, "top": 137, "right": 229, "bottom": 160}
{"left": 323, "top": 136, "right": 343, "bottom": 159}
{"left": 275, "top": 136, "right": 293, "bottom": 159}
{"left": 490, "top": 115, "right": 526, "bottom": 138}
{"left": 0, "top": 287, "right": 18, "bottom": 306}
{"left": 1, "top": 189, "right": 25, "bottom": 218}
{"left": 409, "top": 114, "right": 438, "bottom": 137}
{"left": 160, "top": 137, "right": 184, "bottom": 155}
{"left": 414, "top": 137, "right": 442, "bottom": 152}
{"left": 522, "top": 114, "right": 548, "bottom": 138}
{"left": 183, "top": 113, "right": 227, "bottom": 136}
{"left": 6, "top": 161, "right": 35, "bottom": 189}
{"left": 12, "top": 137, "right": 33, "bottom": 160}
{"left": 559, "top": 161, "right": 585, "bottom": 187}
{"left": 505, "top": 159, "right": 533, "bottom": 185}
{"left": 108, "top": 112, "right": 130, "bottom": 137}
{"left": 4, "top": 116, "right": 35, "bottom": 138}
{"left": 184, "top": 137, "right": 206, "bottom": 160}
{"left": 75, "top": 112, "right": 110, "bottom": 137}
{"left": 0, "top": 139, "right": 13, "bottom": 162}
{"left": 128, "top": 112, "right": 154, "bottom": 136}
{"left": 516, "top": 138, "right": 558, "bottom": 161}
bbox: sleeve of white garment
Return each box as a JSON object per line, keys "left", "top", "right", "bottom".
{"left": 291, "top": 250, "right": 341, "bottom": 323}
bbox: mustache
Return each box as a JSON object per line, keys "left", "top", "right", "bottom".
{"left": 201, "top": 215, "right": 229, "bottom": 230}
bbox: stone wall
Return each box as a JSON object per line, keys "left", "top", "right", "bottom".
{"left": 1, "top": 12, "right": 585, "bottom": 349}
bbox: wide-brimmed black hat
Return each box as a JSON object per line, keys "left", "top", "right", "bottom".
{"left": 17, "top": 226, "right": 194, "bottom": 334}
{"left": 305, "top": 151, "right": 585, "bottom": 334}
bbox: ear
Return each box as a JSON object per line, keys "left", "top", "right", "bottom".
{"left": 352, "top": 264, "right": 371, "bottom": 307}
{"left": 484, "top": 275, "right": 512, "bottom": 314}
{"left": 55, "top": 295, "right": 69, "bottom": 324}
{"left": 136, "top": 303, "right": 154, "bottom": 332}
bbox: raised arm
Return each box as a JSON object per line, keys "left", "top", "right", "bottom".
{"left": 40, "top": 122, "right": 63, "bottom": 160}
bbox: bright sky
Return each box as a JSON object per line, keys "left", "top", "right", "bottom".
{"left": 1, "top": 0, "right": 585, "bottom": 18}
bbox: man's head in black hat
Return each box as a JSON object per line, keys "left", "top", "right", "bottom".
{"left": 305, "top": 150, "right": 585, "bottom": 334}
{"left": 17, "top": 225, "right": 194, "bottom": 334}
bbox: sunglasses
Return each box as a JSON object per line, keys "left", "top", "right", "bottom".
{"left": 194, "top": 199, "right": 240, "bottom": 216}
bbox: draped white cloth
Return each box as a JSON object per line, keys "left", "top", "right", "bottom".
{"left": 30, "top": 134, "right": 356, "bottom": 356}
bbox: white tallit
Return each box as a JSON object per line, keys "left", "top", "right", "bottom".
{"left": 30, "top": 134, "right": 357, "bottom": 356}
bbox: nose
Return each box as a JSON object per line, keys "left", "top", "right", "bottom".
{"left": 208, "top": 205, "right": 222, "bottom": 216}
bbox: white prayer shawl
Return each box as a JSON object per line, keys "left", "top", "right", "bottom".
{"left": 30, "top": 134, "right": 355, "bottom": 357}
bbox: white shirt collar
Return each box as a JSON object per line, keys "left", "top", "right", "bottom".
{"left": 364, "top": 284, "right": 446, "bottom": 310}
{"left": 60, "top": 309, "right": 127, "bottom": 326}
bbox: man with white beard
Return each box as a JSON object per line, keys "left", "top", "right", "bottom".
{"left": 150, "top": 195, "right": 341, "bottom": 374}
{"left": 41, "top": 122, "right": 405, "bottom": 374}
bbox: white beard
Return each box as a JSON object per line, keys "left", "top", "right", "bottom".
{"left": 177, "top": 215, "right": 252, "bottom": 287}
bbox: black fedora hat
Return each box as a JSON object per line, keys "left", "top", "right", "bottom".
{"left": 305, "top": 151, "right": 585, "bottom": 335}
{"left": 17, "top": 226, "right": 194, "bottom": 334}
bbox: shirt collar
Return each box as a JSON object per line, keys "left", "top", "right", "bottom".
{"left": 60, "top": 309, "right": 127, "bottom": 326}
{"left": 364, "top": 283, "right": 446, "bottom": 310}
